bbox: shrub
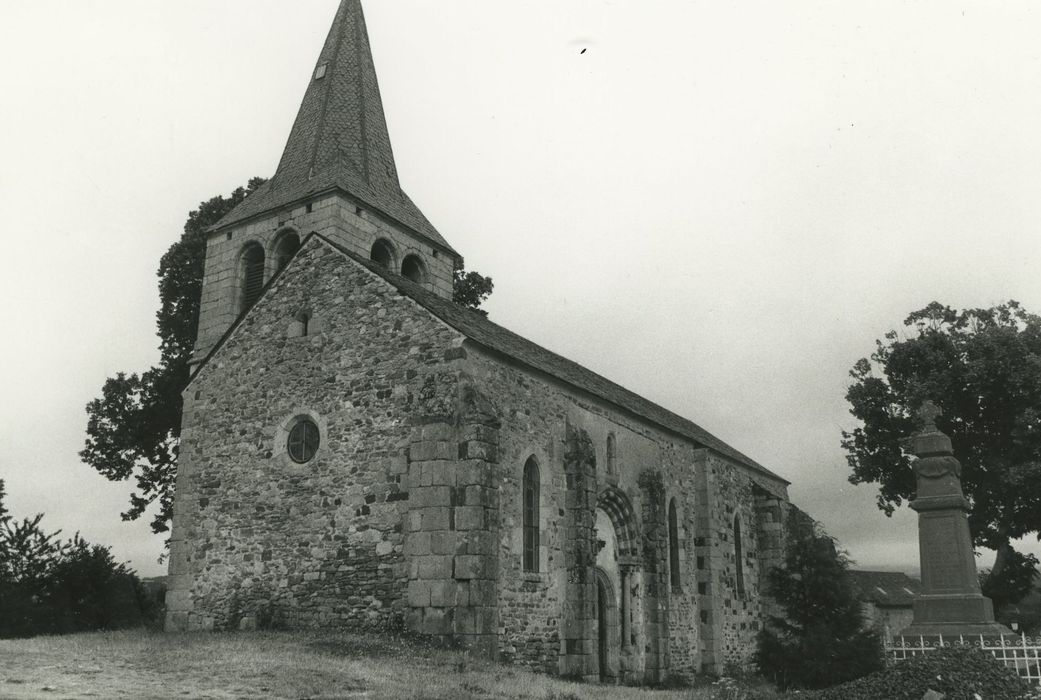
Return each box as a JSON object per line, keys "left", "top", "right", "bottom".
{"left": 804, "top": 646, "right": 1036, "bottom": 699}
{"left": 0, "top": 480, "right": 153, "bottom": 638}
{"left": 755, "top": 510, "right": 883, "bottom": 690}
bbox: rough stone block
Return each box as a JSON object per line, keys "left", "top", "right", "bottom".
{"left": 425, "top": 461, "right": 455, "bottom": 487}
{"left": 165, "top": 589, "right": 192, "bottom": 611}
{"left": 468, "top": 579, "right": 497, "bottom": 606}
{"left": 475, "top": 606, "right": 497, "bottom": 635}
{"left": 463, "top": 425, "right": 499, "bottom": 445}
{"left": 464, "top": 485, "right": 494, "bottom": 507}
{"left": 453, "top": 554, "right": 488, "bottom": 580}
{"left": 454, "top": 506, "right": 485, "bottom": 531}
{"left": 430, "top": 531, "right": 458, "bottom": 555}
{"left": 421, "top": 607, "right": 453, "bottom": 635}
{"left": 422, "top": 507, "right": 451, "bottom": 531}
{"left": 455, "top": 607, "right": 476, "bottom": 634}
{"left": 459, "top": 441, "right": 497, "bottom": 462}
{"left": 417, "top": 555, "right": 452, "bottom": 580}
{"left": 412, "top": 485, "right": 450, "bottom": 508}
{"left": 456, "top": 461, "right": 489, "bottom": 486}
{"left": 429, "top": 580, "right": 455, "bottom": 607}
{"left": 464, "top": 530, "right": 495, "bottom": 555}
{"left": 405, "top": 531, "right": 431, "bottom": 556}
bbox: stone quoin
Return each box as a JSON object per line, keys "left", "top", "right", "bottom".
{"left": 164, "top": 0, "right": 808, "bottom": 683}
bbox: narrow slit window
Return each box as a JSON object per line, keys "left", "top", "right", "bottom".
{"left": 523, "top": 457, "right": 540, "bottom": 572}
{"left": 734, "top": 514, "right": 746, "bottom": 597}
{"left": 669, "top": 498, "right": 681, "bottom": 588}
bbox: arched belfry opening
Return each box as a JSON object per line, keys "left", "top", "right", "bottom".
{"left": 401, "top": 254, "right": 426, "bottom": 284}
{"left": 273, "top": 230, "right": 301, "bottom": 273}
{"left": 370, "top": 238, "right": 396, "bottom": 270}
{"left": 239, "top": 242, "right": 265, "bottom": 313}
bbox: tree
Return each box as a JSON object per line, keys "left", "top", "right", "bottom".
{"left": 756, "top": 510, "right": 883, "bottom": 690}
{"left": 81, "top": 178, "right": 267, "bottom": 534}
{"left": 453, "top": 265, "right": 494, "bottom": 316}
{"left": 842, "top": 301, "right": 1041, "bottom": 602}
{"left": 82, "top": 179, "right": 494, "bottom": 535}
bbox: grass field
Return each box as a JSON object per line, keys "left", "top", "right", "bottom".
{"left": 0, "top": 629, "right": 735, "bottom": 699}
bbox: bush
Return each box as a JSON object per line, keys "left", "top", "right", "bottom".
{"left": 0, "top": 479, "right": 154, "bottom": 638}
{"left": 803, "top": 646, "right": 1036, "bottom": 699}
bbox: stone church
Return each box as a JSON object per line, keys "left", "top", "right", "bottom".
{"left": 166, "top": 0, "right": 799, "bottom": 684}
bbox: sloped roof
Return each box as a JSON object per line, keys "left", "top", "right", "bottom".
{"left": 213, "top": 1, "right": 455, "bottom": 255}
{"left": 331, "top": 236, "right": 787, "bottom": 484}
{"left": 192, "top": 233, "right": 789, "bottom": 485}
{"left": 848, "top": 570, "right": 921, "bottom": 607}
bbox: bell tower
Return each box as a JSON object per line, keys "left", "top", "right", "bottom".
{"left": 191, "top": 0, "right": 461, "bottom": 366}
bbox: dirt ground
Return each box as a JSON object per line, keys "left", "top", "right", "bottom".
{"left": 0, "top": 630, "right": 725, "bottom": 699}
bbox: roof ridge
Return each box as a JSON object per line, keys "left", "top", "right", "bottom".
{"left": 313, "top": 234, "right": 788, "bottom": 485}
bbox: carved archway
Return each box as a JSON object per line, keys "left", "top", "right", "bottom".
{"left": 597, "top": 486, "right": 640, "bottom": 559}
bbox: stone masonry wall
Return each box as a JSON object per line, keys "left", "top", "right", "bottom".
{"left": 194, "top": 192, "right": 457, "bottom": 365}
{"left": 694, "top": 451, "right": 764, "bottom": 672}
{"left": 404, "top": 373, "right": 502, "bottom": 658}
{"left": 461, "top": 343, "right": 789, "bottom": 681}
{"left": 167, "top": 237, "right": 463, "bottom": 632}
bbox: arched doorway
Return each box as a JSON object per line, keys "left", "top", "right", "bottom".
{"left": 594, "top": 487, "right": 641, "bottom": 682}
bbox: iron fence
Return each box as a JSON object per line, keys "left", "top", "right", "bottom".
{"left": 886, "top": 634, "right": 1041, "bottom": 685}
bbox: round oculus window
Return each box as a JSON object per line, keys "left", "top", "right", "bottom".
{"left": 287, "top": 419, "right": 320, "bottom": 463}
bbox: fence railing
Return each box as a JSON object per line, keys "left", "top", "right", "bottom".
{"left": 886, "top": 634, "right": 1041, "bottom": 685}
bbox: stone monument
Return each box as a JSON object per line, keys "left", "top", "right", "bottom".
{"left": 899, "top": 401, "right": 1011, "bottom": 637}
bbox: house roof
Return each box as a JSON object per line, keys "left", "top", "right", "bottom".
{"left": 212, "top": 1, "right": 455, "bottom": 256}
{"left": 848, "top": 570, "right": 921, "bottom": 607}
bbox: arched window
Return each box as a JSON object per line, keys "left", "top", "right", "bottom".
{"left": 734, "top": 514, "right": 745, "bottom": 597}
{"left": 240, "top": 243, "right": 265, "bottom": 312}
{"left": 273, "top": 231, "right": 301, "bottom": 272}
{"left": 606, "top": 433, "right": 617, "bottom": 476}
{"left": 668, "top": 498, "right": 681, "bottom": 589}
{"left": 401, "top": 254, "right": 426, "bottom": 284}
{"left": 370, "top": 239, "right": 395, "bottom": 270}
{"left": 523, "top": 457, "right": 540, "bottom": 572}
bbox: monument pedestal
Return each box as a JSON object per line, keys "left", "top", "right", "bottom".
{"left": 897, "top": 403, "right": 1011, "bottom": 638}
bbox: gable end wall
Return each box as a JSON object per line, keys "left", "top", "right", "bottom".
{"left": 167, "top": 238, "right": 463, "bottom": 632}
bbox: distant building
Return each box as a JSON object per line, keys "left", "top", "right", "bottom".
{"left": 848, "top": 570, "right": 921, "bottom": 638}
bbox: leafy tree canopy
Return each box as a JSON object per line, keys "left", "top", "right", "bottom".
{"left": 453, "top": 266, "right": 494, "bottom": 316}
{"left": 842, "top": 300, "right": 1041, "bottom": 600}
{"left": 81, "top": 178, "right": 267, "bottom": 533}
{"left": 82, "top": 181, "right": 494, "bottom": 534}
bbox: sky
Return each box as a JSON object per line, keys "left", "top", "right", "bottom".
{"left": 1, "top": 1, "right": 1040, "bottom": 579}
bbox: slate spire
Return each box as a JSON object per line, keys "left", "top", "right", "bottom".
{"left": 215, "top": 0, "right": 453, "bottom": 252}
{"left": 274, "top": 0, "right": 398, "bottom": 193}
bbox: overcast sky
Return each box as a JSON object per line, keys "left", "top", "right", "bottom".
{"left": 2, "top": 1, "right": 1040, "bottom": 579}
